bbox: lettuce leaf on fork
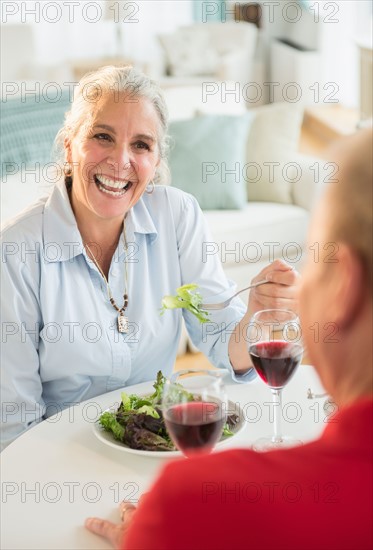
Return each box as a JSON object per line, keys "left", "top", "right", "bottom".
{"left": 160, "top": 284, "right": 210, "bottom": 324}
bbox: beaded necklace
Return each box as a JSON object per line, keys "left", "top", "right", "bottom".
{"left": 85, "top": 225, "right": 129, "bottom": 333}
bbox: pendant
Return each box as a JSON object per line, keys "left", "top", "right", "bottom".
{"left": 118, "top": 312, "right": 128, "bottom": 333}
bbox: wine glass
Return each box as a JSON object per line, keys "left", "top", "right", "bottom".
{"left": 162, "top": 370, "right": 228, "bottom": 457}
{"left": 247, "top": 309, "right": 303, "bottom": 451}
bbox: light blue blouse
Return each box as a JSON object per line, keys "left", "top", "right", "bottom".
{"left": 1, "top": 180, "right": 254, "bottom": 449}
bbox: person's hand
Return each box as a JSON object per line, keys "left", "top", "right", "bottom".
{"left": 248, "top": 259, "right": 300, "bottom": 315}
{"left": 85, "top": 500, "right": 137, "bottom": 549}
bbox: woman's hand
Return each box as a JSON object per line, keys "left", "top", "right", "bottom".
{"left": 85, "top": 500, "right": 137, "bottom": 549}
{"left": 248, "top": 259, "right": 300, "bottom": 315}
{"left": 228, "top": 260, "right": 300, "bottom": 373}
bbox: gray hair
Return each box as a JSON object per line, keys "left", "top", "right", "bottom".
{"left": 55, "top": 65, "right": 170, "bottom": 183}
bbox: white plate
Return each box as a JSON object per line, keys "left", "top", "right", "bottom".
{"left": 92, "top": 399, "right": 246, "bottom": 458}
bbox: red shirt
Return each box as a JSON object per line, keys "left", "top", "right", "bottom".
{"left": 124, "top": 398, "right": 373, "bottom": 550}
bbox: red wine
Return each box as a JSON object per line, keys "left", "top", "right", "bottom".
{"left": 164, "top": 401, "right": 225, "bottom": 457}
{"left": 249, "top": 341, "right": 303, "bottom": 389}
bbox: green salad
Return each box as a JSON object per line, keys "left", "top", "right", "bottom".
{"left": 160, "top": 284, "right": 210, "bottom": 323}
{"left": 99, "top": 371, "right": 239, "bottom": 452}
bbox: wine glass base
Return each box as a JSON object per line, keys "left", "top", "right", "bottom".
{"left": 252, "top": 436, "right": 303, "bottom": 452}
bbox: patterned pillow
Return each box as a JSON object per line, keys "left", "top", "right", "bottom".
{"left": 1, "top": 91, "right": 71, "bottom": 177}
{"left": 158, "top": 28, "right": 219, "bottom": 77}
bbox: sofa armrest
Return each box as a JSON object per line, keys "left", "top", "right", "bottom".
{"left": 291, "top": 153, "right": 327, "bottom": 211}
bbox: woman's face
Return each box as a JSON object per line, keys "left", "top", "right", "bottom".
{"left": 66, "top": 93, "right": 161, "bottom": 224}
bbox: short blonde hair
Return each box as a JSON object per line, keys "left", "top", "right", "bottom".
{"left": 328, "top": 128, "right": 373, "bottom": 283}
{"left": 55, "top": 65, "right": 170, "bottom": 183}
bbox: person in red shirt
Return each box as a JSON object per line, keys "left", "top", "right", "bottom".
{"left": 86, "top": 129, "right": 373, "bottom": 550}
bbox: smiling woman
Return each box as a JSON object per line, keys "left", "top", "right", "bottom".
{"left": 1, "top": 65, "right": 300, "bottom": 451}
{"left": 64, "top": 95, "right": 161, "bottom": 263}
{"left": 53, "top": 66, "right": 170, "bottom": 275}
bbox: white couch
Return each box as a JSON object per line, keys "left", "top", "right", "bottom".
{"left": 1, "top": 85, "right": 321, "bottom": 355}
{"left": 161, "top": 86, "right": 321, "bottom": 353}
{"left": 163, "top": 85, "right": 320, "bottom": 279}
{"left": 154, "top": 22, "right": 259, "bottom": 87}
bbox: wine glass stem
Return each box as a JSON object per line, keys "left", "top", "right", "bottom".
{"left": 271, "top": 388, "right": 282, "bottom": 443}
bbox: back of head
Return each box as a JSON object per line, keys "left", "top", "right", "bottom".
{"left": 300, "top": 129, "right": 372, "bottom": 406}
{"left": 328, "top": 128, "right": 373, "bottom": 289}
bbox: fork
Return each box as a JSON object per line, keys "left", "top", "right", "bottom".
{"left": 201, "top": 280, "right": 269, "bottom": 310}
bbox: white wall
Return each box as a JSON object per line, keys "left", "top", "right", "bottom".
{"left": 236, "top": 0, "right": 371, "bottom": 108}
{"left": 1, "top": 0, "right": 370, "bottom": 108}
{"left": 0, "top": 0, "right": 194, "bottom": 81}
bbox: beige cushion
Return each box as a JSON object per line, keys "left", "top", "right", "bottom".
{"left": 246, "top": 103, "right": 304, "bottom": 204}
{"left": 202, "top": 22, "right": 258, "bottom": 56}
{"left": 158, "top": 29, "right": 219, "bottom": 77}
{"left": 204, "top": 202, "right": 309, "bottom": 267}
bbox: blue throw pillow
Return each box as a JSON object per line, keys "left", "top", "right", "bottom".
{"left": 168, "top": 113, "right": 253, "bottom": 210}
{"left": 0, "top": 91, "right": 71, "bottom": 177}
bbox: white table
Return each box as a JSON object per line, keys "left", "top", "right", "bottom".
{"left": 1, "top": 365, "right": 326, "bottom": 550}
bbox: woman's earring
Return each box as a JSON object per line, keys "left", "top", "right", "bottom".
{"left": 145, "top": 180, "right": 155, "bottom": 194}
{"left": 64, "top": 162, "right": 73, "bottom": 188}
